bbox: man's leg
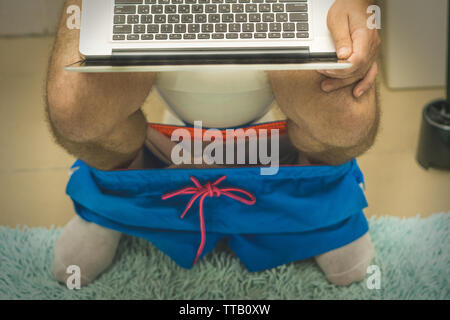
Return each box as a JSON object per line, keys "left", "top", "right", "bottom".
{"left": 267, "top": 70, "right": 380, "bottom": 285}
{"left": 46, "top": 0, "right": 157, "bottom": 285}
{"left": 46, "top": 0, "right": 156, "bottom": 170}
{"left": 315, "top": 233, "right": 374, "bottom": 286}
{"left": 267, "top": 71, "right": 380, "bottom": 166}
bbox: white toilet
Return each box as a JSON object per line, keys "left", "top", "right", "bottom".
{"left": 154, "top": 70, "right": 276, "bottom": 128}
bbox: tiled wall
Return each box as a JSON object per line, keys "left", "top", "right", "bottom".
{"left": 0, "top": 0, "right": 65, "bottom": 36}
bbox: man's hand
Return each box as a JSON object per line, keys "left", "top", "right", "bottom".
{"left": 318, "top": 0, "right": 381, "bottom": 98}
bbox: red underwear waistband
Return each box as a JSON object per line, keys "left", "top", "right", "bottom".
{"left": 148, "top": 120, "right": 287, "bottom": 140}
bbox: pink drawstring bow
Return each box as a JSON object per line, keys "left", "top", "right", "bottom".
{"left": 161, "top": 176, "right": 256, "bottom": 265}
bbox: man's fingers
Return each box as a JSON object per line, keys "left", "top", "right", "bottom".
{"left": 321, "top": 62, "right": 378, "bottom": 96}
{"left": 317, "top": 68, "right": 354, "bottom": 79}
{"left": 317, "top": 56, "right": 365, "bottom": 79}
{"left": 349, "top": 28, "right": 371, "bottom": 73}
{"left": 353, "top": 62, "right": 378, "bottom": 98}
{"left": 318, "top": 2, "right": 381, "bottom": 95}
{"left": 327, "top": 9, "right": 352, "bottom": 59}
{"left": 317, "top": 28, "right": 374, "bottom": 79}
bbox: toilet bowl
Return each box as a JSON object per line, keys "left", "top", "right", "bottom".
{"left": 155, "top": 70, "right": 275, "bottom": 128}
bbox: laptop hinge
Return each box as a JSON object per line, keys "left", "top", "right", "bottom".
{"left": 111, "top": 47, "right": 310, "bottom": 58}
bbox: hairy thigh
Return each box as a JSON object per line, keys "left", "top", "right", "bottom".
{"left": 268, "top": 70, "right": 379, "bottom": 147}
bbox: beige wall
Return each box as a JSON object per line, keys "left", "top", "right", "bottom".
{"left": 0, "top": 0, "right": 65, "bottom": 36}
{"left": 379, "top": 0, "right": 448, "bottom": 89}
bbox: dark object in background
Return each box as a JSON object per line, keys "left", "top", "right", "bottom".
{"left": 417, "top": 100, "right": 450, "bottom": 169}
{"left": 416, "top": 1, "right": 450, "bottom": 170}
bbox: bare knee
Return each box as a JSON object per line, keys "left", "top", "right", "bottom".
{"left": 288, "top": 99, "right": 380, "bottom": 165}
{"left": 45, "top": 84, "right": 115, "bottom": 143}
{"left": 312, "top": 84, "right": 380, "bottom": 150}
{"left": 45, "top": 71, "right": 154, "bottom": 143}
{"left": 282, "top": 77, "right": 380, "bottom": 164}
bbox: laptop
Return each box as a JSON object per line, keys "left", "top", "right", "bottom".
{"left": 66, "top": 0, "right": 352, "bottom": 72}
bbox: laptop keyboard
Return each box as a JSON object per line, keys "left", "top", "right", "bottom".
{"left": 112, "top": 0, "right": 310, "bottom": 41}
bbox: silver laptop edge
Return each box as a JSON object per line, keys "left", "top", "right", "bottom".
{"left": 79, "top": 0, "right": 338, "bottom": 60}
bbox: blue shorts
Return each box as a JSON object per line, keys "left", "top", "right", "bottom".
{"left": 66, "top": 122, "right": 369, "bottom": 272}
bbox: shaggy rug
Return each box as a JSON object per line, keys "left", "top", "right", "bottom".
{"left": 0, "top": 213, "right": 448, "bottom": 300}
